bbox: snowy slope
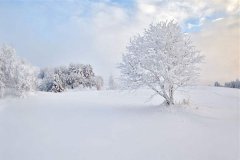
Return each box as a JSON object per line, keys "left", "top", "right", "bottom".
{"left": 0, "top": 86, "right": 239, "bottom": 160}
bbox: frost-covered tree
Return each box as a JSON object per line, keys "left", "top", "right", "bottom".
{"left": 38, "top": 68, "right": 54, "bottom": 92}
{"left": 119, "top": 21, "right": 203, "bottom": 105}
{"left": 108, "top": 75, "right": 117, "bottom": 90}
{"left": 95, "top": 76, "right": 104, "bottom": 90}
{"left": 51, "top": 74, "right": 64, "bottom": 92}
{"left": 65, "top": 64, "right": 95, "bottom": 89}
{"left": 81, "top": 64, "right": 95, "bottom": 88}
{"left": 15, "top": 60, "right": 36, "bottom": 96}
{"left": 0, "top": 44, "right": 36, "bottom": 97}
{"left": 0, "top": 57, "right": 5, "bottom": 97}
{"left": 38, "top": 67, "right": 67, "bottom": 92}
{"left": 0, "top": 70, "right": 5, "bottom": 97}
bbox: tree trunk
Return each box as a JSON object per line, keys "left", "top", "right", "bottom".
{"left": 167, "top": 86, "right": 174, "bottom": 105}
{"left": 163, "top": 96, "right": 174, "bottom": 106}
{"left": 165, "top": 99, "right": 174, "bottom": 105}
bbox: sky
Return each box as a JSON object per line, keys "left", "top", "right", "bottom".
{"left": 0, "top": 0, "right": 239, "bottom": 84}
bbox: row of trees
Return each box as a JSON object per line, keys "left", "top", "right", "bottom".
{"left": 0, "top": 44, "right": 106, "bottom": 97}
{"left": 214, "top": 79, "right": 240, "bottom": 89}
{"left": 1, "top": 21, "right": 203, "bottom": 106}
{"left": 38, "top": 64, "right": 104, "bottom": 92}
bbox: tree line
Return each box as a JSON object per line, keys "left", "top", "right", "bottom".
{"left": 214, "top": 79, "right": 240, "bottom": 89}
{"left": 0, "top": 44, "right": 104, "bottom": 97}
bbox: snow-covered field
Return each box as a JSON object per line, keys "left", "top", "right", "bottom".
{"left": 0, "top": 86, "right": 239, "bottom": 160}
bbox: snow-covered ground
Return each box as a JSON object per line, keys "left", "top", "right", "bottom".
{"left": 0, "top": 86, "right": 239, "bottom": 160}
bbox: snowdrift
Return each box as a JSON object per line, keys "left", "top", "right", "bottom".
{"left": 0, "top": 86, "right": 239, "bottom": 160}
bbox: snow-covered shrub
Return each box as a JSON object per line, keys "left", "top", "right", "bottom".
{"left": 0, "top": 44, "right": 36, "bottom": 97}
{"left": 119, "top": 21, "right": 203, "bottom": 105}
{"left": 38, "top": 64, "right": 102, "bottom": 92}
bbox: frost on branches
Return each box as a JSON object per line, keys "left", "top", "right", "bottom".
{"left": 119, "top": 21, "right": 203, "bottom": 105}
{"left": 0, "top": 45, "right": 36, "bottom": 97}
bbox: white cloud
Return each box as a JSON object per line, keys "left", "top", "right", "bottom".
{"left": 0, "top": 0, "right": 239, "bottom": 83}
{"left": 139, "top": 3, "right": 156, "bottom": 14}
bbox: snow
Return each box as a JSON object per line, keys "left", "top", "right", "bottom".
{"left": 0, "top": 86, "right": 239, "bottom": 160}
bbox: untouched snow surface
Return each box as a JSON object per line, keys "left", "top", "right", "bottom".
{"left": 0, "top": 86, "right": 239, "bottom": 160}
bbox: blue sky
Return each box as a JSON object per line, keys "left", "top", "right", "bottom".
{"left": 0, "top": 0, "right": 239, "bottom": 83}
